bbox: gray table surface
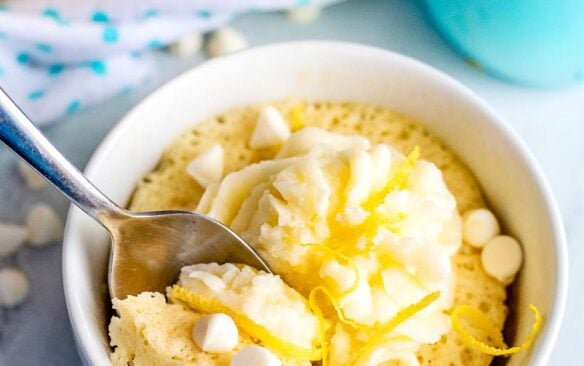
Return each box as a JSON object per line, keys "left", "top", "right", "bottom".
{"left": 1, "top": 0, "right": 582, "bottom": 365}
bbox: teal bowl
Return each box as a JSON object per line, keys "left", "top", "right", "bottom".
{"left": 424, "top": 0, "right": 584, "bottom": 86}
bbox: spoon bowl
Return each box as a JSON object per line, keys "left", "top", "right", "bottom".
{"left": 108, "top": 210, "right": 269, "bottom": 299}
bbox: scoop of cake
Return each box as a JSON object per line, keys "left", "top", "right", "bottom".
{"left": 175, "top": 263, "right": 319, "bottom": 350}
{"left": 196, "top": 127, "right": 462, "bottom": 364}
{"left": 109, "top": 264, "right": 317, "bottom": 366}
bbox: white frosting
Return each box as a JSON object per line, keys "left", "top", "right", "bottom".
{"left": 196, "top": 128, "right": 461, "bottom": 364}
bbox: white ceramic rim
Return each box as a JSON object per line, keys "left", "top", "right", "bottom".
{"left": 62, "top": 41, "right": 568, "bottom": 366}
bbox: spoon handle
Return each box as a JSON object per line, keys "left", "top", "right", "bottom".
{"left": 0, "top": 87, "right": 124, "bottom": 223}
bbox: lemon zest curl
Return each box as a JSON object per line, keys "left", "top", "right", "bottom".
{"left": 451, "top": 304, "right": 542, "bottom": 356}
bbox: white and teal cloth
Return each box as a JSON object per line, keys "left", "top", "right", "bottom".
{"left": 0, "top": 0, "right": 334, "bottom": 125}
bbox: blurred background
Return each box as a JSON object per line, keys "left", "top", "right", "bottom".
{"left": 0, "top": 0, "right": 582, "bottom": 365}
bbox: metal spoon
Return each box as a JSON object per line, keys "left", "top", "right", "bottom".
{"left": 0, "top": 88, "right": 271, "bottom": 300}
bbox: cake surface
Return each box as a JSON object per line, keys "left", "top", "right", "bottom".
{"left": 126, "top": 101, "right": 508, "bottom": 365}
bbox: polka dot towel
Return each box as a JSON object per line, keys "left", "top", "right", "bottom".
{"left": 0, "top": 0, "right": 335, "bottom": 125}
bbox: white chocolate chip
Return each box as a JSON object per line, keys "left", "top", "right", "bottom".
{"left": 341, "top": 275, "right": 372, "bottom": 322}
{"left": 17, "top": 161, "right": 48, "bottom": 190}
{"left": 287, "top": 5, "right": 322, "bottom": 23}
{"left": 481, "top": 235, "right": 523, "bottom": 283}
{"left": 169, "top": 33, "right": 203, "bottom": 58}
{"left": 0, "top": 268, "right": 29, "bottom": 307}
{"left": 186, "top": 144, "right": 224, "bottom": 188}
{"left": 249, "top": 106, "right": 291, "bottom": 149}
{"left": 230, "top": 345, "right": 281, "bottom": 366}
{"left": 193, "top": 313, "right": 238, "bottom": 353}
{"left": 462, "top": 208, "right": 500, "bottom": 247}
{"left": 207, "top": 27, "right": 249, "bottom": 57}
{"left": 26, "top": 203, "right": 63, "bottom": 246}
{"left": 0, "top": 223, "right": 29, "bottom": 257}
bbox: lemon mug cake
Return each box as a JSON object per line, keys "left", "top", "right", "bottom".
{"left": 108, "top": 101, "right": 540, "bottom": 365}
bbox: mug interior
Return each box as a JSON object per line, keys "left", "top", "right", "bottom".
{"left": 63, "top": 42, "right": 566, "bottom": 366}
